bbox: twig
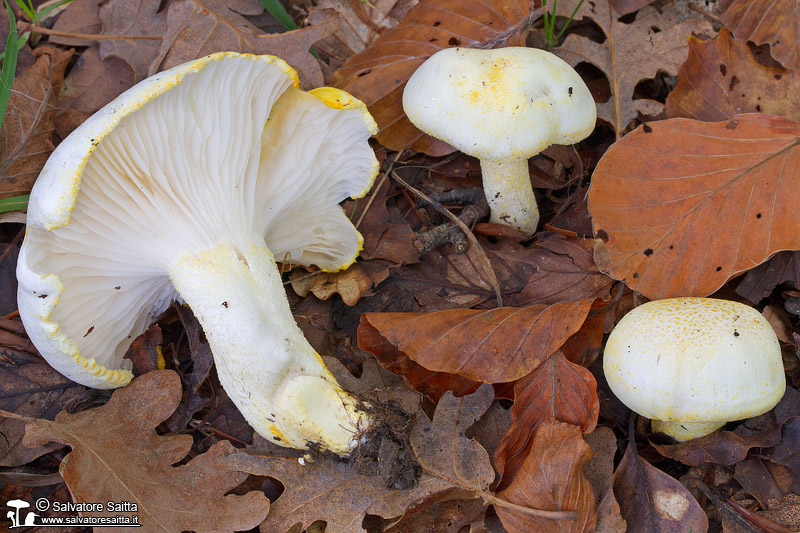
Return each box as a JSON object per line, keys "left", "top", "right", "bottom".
{"left": 355, "top": 150, "right": 405, "bottom": 229}
{"left": 18, "top": 22, "right": 161, "bottom": 41}
{"left": 413, "top": 199, "right": 489, "bottom": 254}
{"left": 392, "top": 171, "right": 504, "bottom": 307}
{"left": 481, "top": 491, "right": 578, "bottom": 521}
{"left": 687, "top": 4, "right": 722, "bottom": 23}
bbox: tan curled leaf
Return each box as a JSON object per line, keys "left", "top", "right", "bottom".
{"left": 22, "top": 370, "right": 270, "bottom": 532}
{"left": 0, "top": 47, "right": 72, "bottom": 200}
{"left": 333, "top": 0, "right": 539, "bottom": 155}
{"left": 496, "top": 420, "right": 596, "bottom": 533}
{"left": 547, "top": 0, "right": 713, "bottom": 137}
{"left": 150, "top": 0, "right": 338, "bottom": 87}
{"left": 291, "top": 260, "right": 393, "bottom": 306}
{"left": 721, "top": 0, "right": 800, "bottom": 71}
{"left": 666, "top": 28, "right": 800, "bottom": 122}
{"left": 494, "top": 351, "right": 599, "bottom": 489}
{"left": 588, "top": 113, "right": 800, "bottom": 299}
{"left": 360, "top": 299, "right": 593, "bottom": 383}
{"left": 98, "top": 0, "right": 166, "bottom": 82}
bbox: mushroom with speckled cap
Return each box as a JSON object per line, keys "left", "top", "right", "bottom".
{"left": 16, "top": 53, "right": 379, "bottom": 455}
{"left": 402, "top": 46, "right": 596, "bottom": 236}
{"left": 603, "top": 297, "right": 785, "bottom": 441}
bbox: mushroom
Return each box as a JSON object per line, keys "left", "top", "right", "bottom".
{"left": 402, "top": 47, "right": 596, "bottom": 236}
{"left": 17, "top": 53, "right": 379, "bottom": 455}
{"left": 603, "top": 297, "right": 785, "bottom": 441}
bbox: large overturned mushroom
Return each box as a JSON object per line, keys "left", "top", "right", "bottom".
{"left": 17, "top": 53, "right": 379, "bottom": 455}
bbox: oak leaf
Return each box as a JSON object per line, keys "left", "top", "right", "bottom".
{"left": 547, "top": 0, "right": 713, "bottom": 137}
{"left": 721, "top": 0, "right": 800, "bottom": 71}
{"left": 609, "top": 0, "right": 659, "bottom": 15}
{"left": 666, "top": 29, "right": 800, "bottom": 122}
{"left": 589, "top": 113, "right": 800, "bottom": 299}
{"left": 291, "top": 260, "right": 394, "bottom": 306}
{"left": 736, "top": 250, "right": 800, "bottom": 304}
{"left": 493, "top": 351, "right": 598, "bottom": 489}
{"left": 22, "top": 370, "right": 270, "bottom": 532}
{"left": 223, "top": 385, "right": 496, "bottom": 533}
{"left": 359, "top": 299, "right": 593, "bottom": 383}
{"left": 496, "top": 420, "right": 596, "bottom": 533}
{"left": 50, "top": 0, "right": 102, "bottom": 47}
{"left": 150, "top": 0, "right": 338, "bottom": 87}
{"left": 612, "top": 430, "right": 709, "bottom": 532}
{"left": 98, "top": 0, "right": 166, "bottom": 82}
{"left": 333, "top": 0, "right": 539, "bottom": 155}
{"left": 0, "top": 47, "right": 72, "bottom": 200}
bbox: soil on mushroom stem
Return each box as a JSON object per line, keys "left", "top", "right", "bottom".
{"left": 316, "top": 398, "right": 421, "bottom": 489}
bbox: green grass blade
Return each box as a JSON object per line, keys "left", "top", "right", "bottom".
{"left": 12, "top": 0, "right": 34, "bottom": 22}
{"left": 260, "top": 0, "right": 297, "bottom": 30}
{"left": 0, "top": 0, "right": 20, "bottom": 132}
{"left": 0, "top": 194, "right": 29, "bottom": 213}
{"left": 553, "top": 0, "right": 585, "bottom": 45}
{"left": 36, "top": 0, "right": 74, "bottom": 24}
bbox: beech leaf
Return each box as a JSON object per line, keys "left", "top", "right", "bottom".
{"left": 22, "top": 370, "right": 270, "bottom": 533}
{"left": 359, "top": 299, "right": 594, "bottom": 383}
{"left": 589, "top": 113, "right": 800, "bottom": 299}
{"left": 612, "top": 432, "right": 709, "bottom": 532}
{"left": 496, "top": 420, "right": 596, "bottom": 533}
{"left": 494, "top": 351, "right": 599, "bottom": 489}
{"left": 333, "top": 0, "right": 539, "bottom": 155}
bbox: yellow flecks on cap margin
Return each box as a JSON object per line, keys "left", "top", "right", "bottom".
{"left": 45, "top": 52, "right": 299, "bottom": 232}
{"left": 322, "top": 230, "right": 364, "bottom": 273}
{"left": 268, "top": 424, "right": 288, "bottom": 443}
{"left": 309, "top": 87, "right": 379, "bottom": 135}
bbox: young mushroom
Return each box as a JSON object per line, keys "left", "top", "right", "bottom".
{"left": 17, "top": 53, "right": 379, "bottom": 455}
{"left": 402, "top": 47, "right": 596, "bottom": 236}
{"left": 603, "top": 297, "right": 785, "bottom": 441}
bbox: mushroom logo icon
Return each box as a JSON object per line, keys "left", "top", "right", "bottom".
{"left": 5, "top": 499, "right": 38, "bottom": 528}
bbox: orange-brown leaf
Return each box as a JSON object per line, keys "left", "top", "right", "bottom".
{"left": 721, "top": 0, "right": 800, "bottom": 71}
{"left": 588, "top": 113, "right": 800, "bottom": 299}
{"left": 494, "top": 351, "right": 599, "bottom": 489}
{"left": 360, "top": 299, "right": 594, "bottom": 383}
{"left": 496, "top": 420, "right": 596, "bottom": 533}
{"left": 666, "top": 29, "right": 800, "bottom": 122}
{"left": 333, "top": 0, "right": 538, "bottom": 155}
{"left": 22, "top": 371, "right": 270, "bottom": 532}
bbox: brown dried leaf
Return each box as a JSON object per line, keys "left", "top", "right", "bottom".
{"left": 0, "top": 47, "right": 72, "bottom": 200}
{"left": 736, "top": 250, "right": 800, "bottom": 304}
{"left": 0, "top": 353, "right": 84, "bottom": 467}
{"left": 498, "top": 233, "right": 614, "bottom": 307}
{"left": 360, "top": 299, "right": 594, "bottom": 383}
{"left": 494, "top": 351, "right": 599, "bottom": 489}
{"left": 22, "top": 370, "right": 270, "bottom": 532}
{"left": 735, "top": 458, "right": 800, "bottom": 508}
{"left": 721, "top": 0, "right": 800, "bottom": 71}
{"left": 291, "top": 260, "right": 393, "bottom": 306}
{"left": 652, "top": 424, "right": 785, "bottom": 466}
{"left": 123, "top": 325, "right": 162, "bottom": 376}
{"left": 666, "top": 29, "right": 800, "bottom": 122}
{"left": 609, "top": 0, "right": 659, "bottom": 16}
{"left": 496, "top": 420, "right": 596, "bottom": 533}
{"left": 589, "top": 113, "right": 800, "bottom": 299}
{"left": 612, "top": 433, "right": 709, "bottom": 532}
{"left": 385, "top": 493, "right": 487, "bottom": 533}
{"left": 583, "top": 426, "right": 617, "bottom": 506}
{"left": 151, "top": 0, "right": 338, "bottom": 88}
{"left": 357, "top": 315, "right": 480, "bottom": 401}
{"left": 353, "top": 177, "right": 420, "bottom": 265}
{"left": 762, "top": 494, "right": 800, "bottom": 531}
{"left": 56, "top": 46, "right": 135, "bottom": 137}
{"left": 98, "top": 0, "right": 166, "bottom": 82}
{"left": 548, "top": 0, "right": 713, "bottom": 136}
{"left": 223, "top": 385, "right": 495, "bottom": 533}
{"left": 333, "top": 0, "right": 539, "bottom": 155}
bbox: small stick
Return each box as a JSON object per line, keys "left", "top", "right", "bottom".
{"left": 392, "top": 171, "right": 504, "bottom": 307}
{"left": 414, "top": 201, "right": 489, "bottom": 254}
{"left": 18, "top": 22, "right": 161, "bottom": 41}
{"left": 355, "top": 150, "right": 405, "bottom": 229}
{"left": 687, "top": 4, "right": 722, "bottom": 23}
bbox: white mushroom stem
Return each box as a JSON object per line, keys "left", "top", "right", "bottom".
{"left": 480, "top": 158, "right": 539, "bottom": 236}
{"left": 651, "top": 420, "right": 726, "bottom": 441}
{"left": 167, "top": 241, "right": 368, "bottom": 454}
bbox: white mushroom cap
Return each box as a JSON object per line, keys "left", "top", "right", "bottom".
{"left": 17, "top": 53, "right": 378, "bottom": 453}
{"left": 603, "top": 297, "right": 785, "bottom": 441}
{"left": 402, "top": 46, "right": 596, "bottom": 162}
{"left": 402, "top": 47, "right": 596, "bottom": 236}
